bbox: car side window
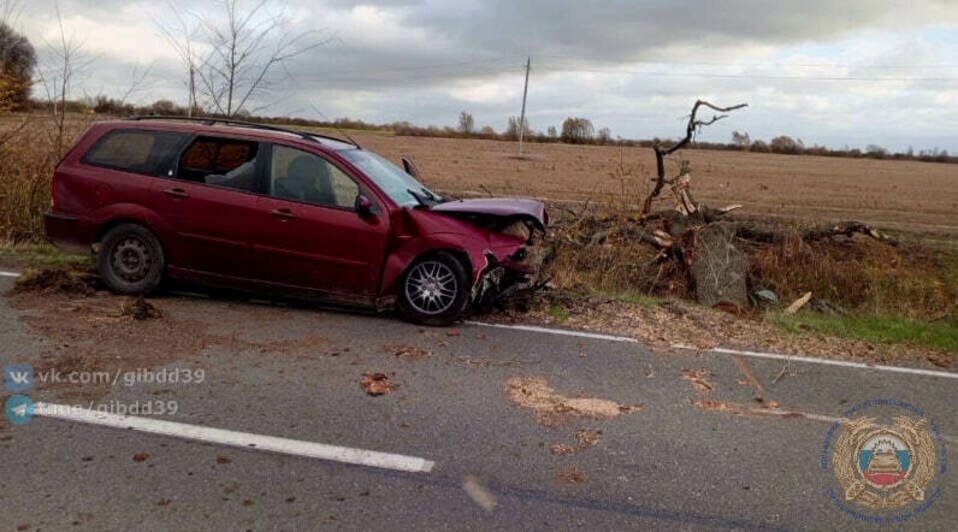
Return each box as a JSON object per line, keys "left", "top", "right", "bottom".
{"left": 269, "top": 145, "right": 359, "bottom": 209}
{"left": 176, "top": 137, "right": 259, "bottom": 192}
{"left": 83, "top": 129, "right": 187, "bottom": 176}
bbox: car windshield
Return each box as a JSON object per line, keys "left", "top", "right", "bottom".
{"left": 338, "top": 149, "right": 439, "bottom": 207}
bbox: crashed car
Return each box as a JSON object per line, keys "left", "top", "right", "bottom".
{"left": 44, "top": 117, "right": 547, "bottom": 325}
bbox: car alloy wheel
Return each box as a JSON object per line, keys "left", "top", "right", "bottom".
{"left": 404, "top": 260, "right": 458, "bottom": 315}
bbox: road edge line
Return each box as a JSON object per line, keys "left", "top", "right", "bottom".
{"left": 466, "top": 321, "right": 958, "bottom": 380}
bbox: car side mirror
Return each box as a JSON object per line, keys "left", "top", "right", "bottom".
{"left": 355, "top": 194, "right": 373, "bottom": 215}
{"left": 401, "top": 156, "right": 421, "bottom": 179}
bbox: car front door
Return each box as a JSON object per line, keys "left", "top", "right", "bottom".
{"left": 150, "top": 135, "right": 264, "bottom": 280}
{"left": 251, "top": 144, "right": 390, "bottom": 300}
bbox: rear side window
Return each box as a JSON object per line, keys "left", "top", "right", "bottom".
{"left": 176, "top": 137, "right": 259, "bottom": 192}
{"left": 83, "top": 129, "right": 187, "bottom": 175}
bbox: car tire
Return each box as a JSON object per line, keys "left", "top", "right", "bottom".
{"left": 98, "top": 223, "right": 166, "bottom": 295}
{"left": 398, "top": 251, "right": 470, "bottom": 326}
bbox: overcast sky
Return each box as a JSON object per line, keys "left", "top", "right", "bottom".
{"left": 12, "top": 0, "right": 958, "bottom": 152}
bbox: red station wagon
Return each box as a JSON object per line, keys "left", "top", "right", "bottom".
{"left": 45, "top": 117, "right": 548, "bottom": 325}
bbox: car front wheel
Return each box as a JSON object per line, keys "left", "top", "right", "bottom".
{"left": 98, "top": 223, "right": 166, "bottom": 295}
{"left": 398, "top": 252, "right": 470, "bottom": 326}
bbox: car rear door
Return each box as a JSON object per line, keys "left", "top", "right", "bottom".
{"left": 250, "top": 143, "right": 389, "bottom": 300}
{"left": 150, "top": 135, "right": 264, "bottom": 280}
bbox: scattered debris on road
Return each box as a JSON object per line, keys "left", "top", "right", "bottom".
{"left": 551, "top": 429, "right": 603, "bottom": 456}
{"left": 555, "top": 464, "right": 588, "bottom": 485}
{"left": 382, "top": 343, "right": 433, "bottom": 360}
{"left": 505, "top": 376, "right": 641, "bottom": 427}
{"left": 451, "top": 355, "right": 523, "bottom": 368}
{"left": 680, "top": 369, "right": 716, "bottom": 393}
{"left": 361, "top": 372, "right": 398, "bottom": 396}
{"left": 463, "top": 475, "right": 497, "bottom": 512}
{"left": 12, "top": 265, "right": 97, "bottom": 295}
{"left": 120, "top": 296, "right": 162, "bottom": 320}
{"left": 731, "top": 355, "right": 766, "bottom": 397}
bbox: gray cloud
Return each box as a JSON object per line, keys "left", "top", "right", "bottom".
{"left": 16, "top": 0, "right": 958, "bottom": 151}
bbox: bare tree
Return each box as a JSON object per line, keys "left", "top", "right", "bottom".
{"left": 0, "top": 0, "right": 23, "bottom": 26}
{"left": 194, "top": 0, "right": 329, "bottom": 117}
{"left": 36, "top": 1, "right": 95, "bottom": 157}
{"left": 641, "top": 100, "right": 747, "bottom": 216}
{"left": 155, "top": 3, "right": 202, "bottom": 116}
{"left": 458, "top": 111, "right": 474, "bottom": 135}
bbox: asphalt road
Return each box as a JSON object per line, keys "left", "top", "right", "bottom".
{"left": 0, "top": 274, "right": 955, "bottom": 531}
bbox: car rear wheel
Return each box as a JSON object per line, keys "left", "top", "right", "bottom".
{"left": 99, "top": 223, "right": 165, "bottom": 295}
{"left": 398, "top": 252, "right": 469, "bottom": 326}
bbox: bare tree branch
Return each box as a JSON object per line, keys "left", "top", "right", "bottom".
{"left": 187, "top": 0, "right": 329, "bottom": 117}
{"left": 641, "top": 99, "right": 748, "bottom": 216}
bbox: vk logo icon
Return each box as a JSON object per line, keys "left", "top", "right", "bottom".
{"left": 5, "top": 364, "right": 34, "bottom": 392}
{"left": 5, "top": 395, "right": 34, "bottom": 424}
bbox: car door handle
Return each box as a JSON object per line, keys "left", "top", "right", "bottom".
{"left": 162, "top": 187, "right": 189, "bottom": 199}
{"left": 270, "top": 208, "right": 297, "bottom": 220}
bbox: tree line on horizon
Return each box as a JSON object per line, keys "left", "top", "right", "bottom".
{"left": 2, "top": 11, "right": 954, "bottom": 165}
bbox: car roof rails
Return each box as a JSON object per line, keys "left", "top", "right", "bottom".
{"left": 124, "top": 115, "right": 360, "bottom": 148}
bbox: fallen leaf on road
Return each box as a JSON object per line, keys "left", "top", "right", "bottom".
{"left": 551, "top": 429, "right": 603, "bottom": 456}
{"left": 574, "top": 429, "right": 602, "bottom": 449}
{"left": 926, "top": 352, "right": 952, "bottom": 369}
{"left": 133, "top": 453, "right": 150, "bottom": 462}
{"left": 550, "top": 443, "right": 576, "bottom": 456}
{"left": 447, "top": 330, "right": 462, "bottom": 337}
{"left": 556, "top": 465, "right": 588, "bottom": 485}
{"left": 216, "top": 456, "right": 232, "bottom": 464}
{"left": 361, "top": 372, "right": 398, "bottom": 396}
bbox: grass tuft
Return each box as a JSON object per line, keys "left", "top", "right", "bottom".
{"left": 768, "top": 311, "right": 958, "bottom": 352}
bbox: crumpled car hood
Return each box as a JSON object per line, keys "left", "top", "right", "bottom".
{"left": 428, "top": 198, "right": 547, "bottom": 230}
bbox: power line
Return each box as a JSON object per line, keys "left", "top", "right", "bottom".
{"left": 533, "top": 65, "right": 958, "bottom": 82}
{"left": 536, "top": 54, "right": 958, "bottom": 69}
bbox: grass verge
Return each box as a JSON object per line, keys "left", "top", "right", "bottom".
{"left": 768, "top": 311, "right": 958, "bottom": 352}
{"left": 0, "top": 242, "right": 91, "bottom": 269}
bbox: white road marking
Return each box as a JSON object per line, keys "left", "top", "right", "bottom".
{"left": 465, "top": 321, "right": 639, "bottom": 343}
{"left": 466, "top": 321, "right": 958, "bottom": 380}
{"left": 4, "top": 266, "right": 950, "bottom": 380}
{"left": 34, "top": 402, "right": 435, "bottom": 473}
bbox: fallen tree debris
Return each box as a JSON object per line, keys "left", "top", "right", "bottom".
{"left": 382, "top": 344, "right": 433, "bottom": 360}
{"left": 555, "top": 464, "right": 588, "bottom": 485}
{"left": 12, "top": 265, "right": 97, "bottom": 295}
{"left": 505, "top": 376, "right": 641, "bottom": 427}
{"left": 785, "top": 292, "right": 813, "bottom": 314}
{"left": 120, "top": 297, "right": 162, "bottom": 320}
{"left": 463, "top": 476, "right": 497, "bottom": 512}
{"left": 680, "top": 369, "right": 716, "bottom": 393}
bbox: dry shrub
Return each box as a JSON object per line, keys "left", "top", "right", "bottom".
{"left": 542, "top": 196, "right": 955, "bottom": 321}
{"left": 0, "top": 113, "right": 92, "bottom": 242}
{"left": 747, "top": 234, "right": 954, "bottom": 319}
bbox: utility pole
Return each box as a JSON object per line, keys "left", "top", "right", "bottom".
{"left": 517, "top": 56, "right": 530, "bottom": 157}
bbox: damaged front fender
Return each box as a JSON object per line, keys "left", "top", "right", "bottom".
{"left": 379, "top": 206, "right": 547, "bottom": 308}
